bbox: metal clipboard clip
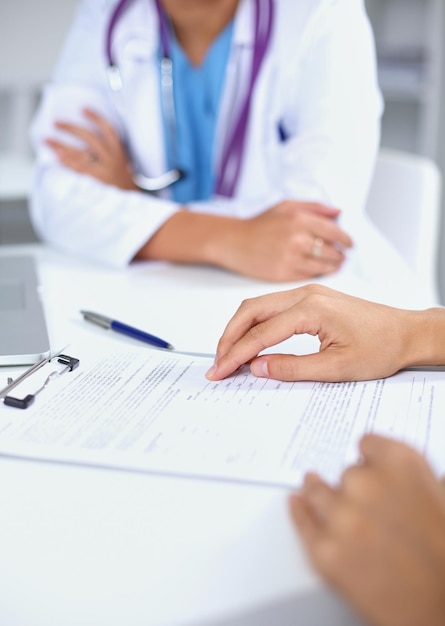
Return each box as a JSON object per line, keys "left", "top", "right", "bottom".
{"left": 0, "top": 353, "right": 80, "bottom": 410}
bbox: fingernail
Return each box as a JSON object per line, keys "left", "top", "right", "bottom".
{"left": 251, "top": 358, "right": 269, "bottom": 378}
{"left": 205, "top": 364, "right": 218, "bottom": 380}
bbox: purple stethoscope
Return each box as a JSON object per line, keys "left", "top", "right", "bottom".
{"left": 105, "top": 0, "right": 274, "bottom": 196}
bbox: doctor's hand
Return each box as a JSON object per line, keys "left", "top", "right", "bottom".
{"left": 45, "top": 108, "right": 138, "bottom": 191}
{"left": 205, "top": 284, "right": 437, "bottom": 383}
{"left": 137, "top": 200, "right": 352, "bottom": 281}
{"left": 289, "top": 434, "right": 445, "bottom": 626}
{"left": 223, "top": 200, "right": 353, "bottom": 282}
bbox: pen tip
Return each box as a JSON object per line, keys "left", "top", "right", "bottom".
{"left": 167, "top": 344, "right": 174, "bottom": 350}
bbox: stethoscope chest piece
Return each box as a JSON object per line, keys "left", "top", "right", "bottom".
{"left": 107, "top": 64, "right": 123, "bottom": 91}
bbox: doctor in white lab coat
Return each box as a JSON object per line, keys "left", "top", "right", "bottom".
{"left": 30, "top": 0, "right": 382, "bottom": 281}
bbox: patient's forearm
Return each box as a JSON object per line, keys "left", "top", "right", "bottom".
{"left": 402, "top": 308, "right": 445, "bottom": 367}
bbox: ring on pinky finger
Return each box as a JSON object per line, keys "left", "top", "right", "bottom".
{"left": 87, "top": 151, "right": 99, "bottom": 164}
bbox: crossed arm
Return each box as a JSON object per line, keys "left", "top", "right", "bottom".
{"left": 45, "top": 109, "right": 352, "bottom": 281}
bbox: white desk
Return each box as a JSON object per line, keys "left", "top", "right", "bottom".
{"left": 0, "top": 238, "right": 433, "bottom": 626}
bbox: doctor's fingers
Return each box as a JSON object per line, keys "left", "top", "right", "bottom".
{"left": 302, "top": 212, "right": 354, "bottom": 251}
{"left": 303, "top": 239, "right": 346, "bottom": 266}
{"left": 45, "top": 139, "right": 100, "bottom": 174}
{"left": 288, "top": 238, "right": 346, "bottom": 278}
{"left": 53, "top": 121, "right": 108, "bottom": 159}
{"left": 82, "top": 108, "right": 123, "bottom": 151}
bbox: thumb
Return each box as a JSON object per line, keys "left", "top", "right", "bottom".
{"left": 250, "top": 351, "right": 346, "bottom": 382}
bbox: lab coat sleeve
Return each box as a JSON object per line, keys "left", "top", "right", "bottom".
{"left": 29, "top": 0, "right": 178, "bottom": 268}
{"left": 277, "top": 0, "right": 383, "bottom": 227}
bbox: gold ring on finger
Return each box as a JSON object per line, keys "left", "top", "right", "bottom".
{"left": 312, "top": 237, "right": 324, "bottom": 258}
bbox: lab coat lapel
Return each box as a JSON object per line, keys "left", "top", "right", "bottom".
{"left": 111, "top": 0, "right": 167, "bottom": 183}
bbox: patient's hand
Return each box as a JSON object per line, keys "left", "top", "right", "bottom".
{"left": 289, "top": 434, "right": 445, "bottom": 626}
{"left": 206, "top": 284, "right": 438, "bottom": 382}
{"left": 45, "top": 108, "right": 138, "bottom": 190}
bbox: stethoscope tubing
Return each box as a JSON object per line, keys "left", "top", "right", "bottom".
{"left": 105, "top": 0, "right": 274, "bottom": 195}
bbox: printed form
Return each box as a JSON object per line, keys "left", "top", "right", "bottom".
{"left": 0, "top": 349, "right": 443, "bottom": 486}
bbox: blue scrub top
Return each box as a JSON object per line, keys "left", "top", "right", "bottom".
{"left": 160, "top": 20, "right": 234, "bottom": 203}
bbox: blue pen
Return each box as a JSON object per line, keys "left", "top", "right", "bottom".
{"left": 80, "top": 311, "right": 174, "bottom": 350}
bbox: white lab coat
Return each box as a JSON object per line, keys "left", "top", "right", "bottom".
{"left": 30, "top": 0, "right": 383, "bottom": 268}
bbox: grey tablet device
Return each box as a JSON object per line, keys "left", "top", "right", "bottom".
{"left": 0, "top": 255, "right": 51, "bottom": 366}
